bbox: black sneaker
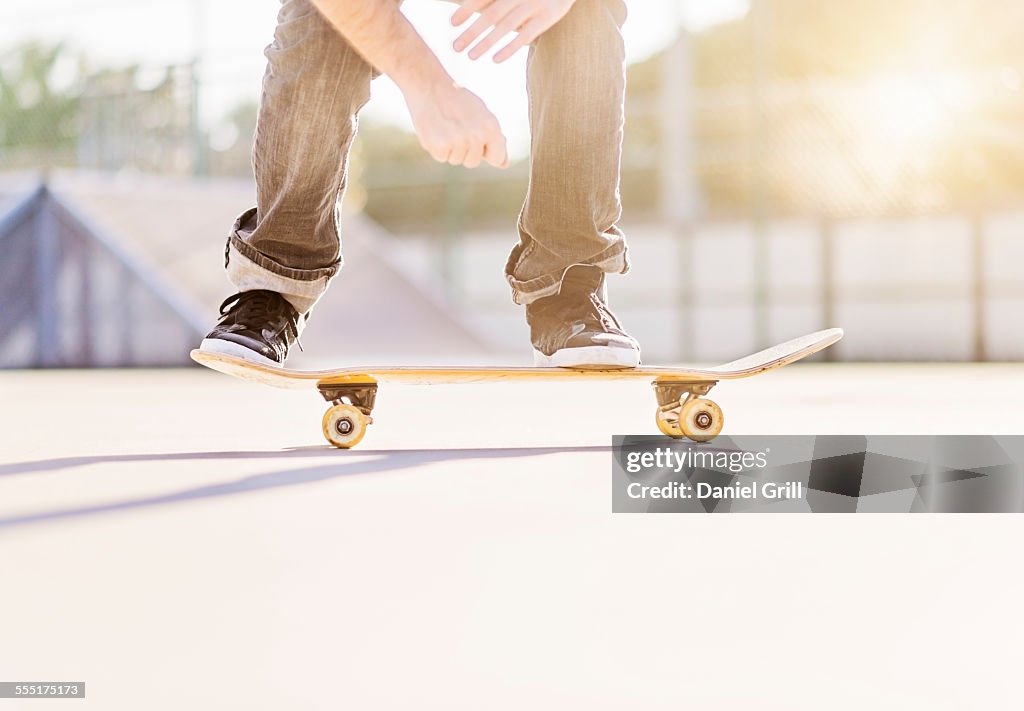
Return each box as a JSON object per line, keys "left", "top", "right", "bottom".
{"left": 526, "top": 264, "right": 641, "bottom": 368}
{"left": 199, "top": 290, "right": 301, "bottom": 366}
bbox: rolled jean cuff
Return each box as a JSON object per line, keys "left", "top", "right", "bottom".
{"left": 225, "top": 249, "right": 338, "bottom": 319}
{"left": 225, "top": 208, "right": 341, "bottom": 282}
{"left": 505, "top": 241, "right": 630, "bottom": 305}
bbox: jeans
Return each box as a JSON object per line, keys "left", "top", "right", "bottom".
{"left": 225, "top": 0, "right": 630, "bottom": 314}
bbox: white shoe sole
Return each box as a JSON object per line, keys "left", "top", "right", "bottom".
{"left": 533, "top": 345, "right": 640, "bottom": 369}
{"left": 199, "top": 338, "right": 282, "bottom": 368}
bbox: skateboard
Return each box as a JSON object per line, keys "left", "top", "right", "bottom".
{"left": 191, "top": 329, "right": 842, "bottom": 448}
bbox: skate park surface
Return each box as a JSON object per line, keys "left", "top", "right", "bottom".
{"left": 1, "top": 363, "right": 1023, "bottom": 710}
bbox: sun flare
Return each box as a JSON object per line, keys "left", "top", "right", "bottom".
{"left": 860, "top": 71, "right": 974, "bottom": 150}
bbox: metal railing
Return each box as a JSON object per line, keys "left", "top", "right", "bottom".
{"left": 0, "top": 180, "right": 206, "bottom": 367}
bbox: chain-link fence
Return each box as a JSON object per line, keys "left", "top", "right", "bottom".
{"left": 0, "top": 44, "right": 204, "bottom": 175}
{"left": 6, "top": 1, "right": 1024, "bottom": 220}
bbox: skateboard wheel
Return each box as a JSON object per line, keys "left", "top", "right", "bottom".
{"left": 679, "top": 398, "right": 724, "bottom": 443}
{"left": 322, "top": 404, "right": 368, "bottom": 449}
{"left": 655, "top": 410, "right": 684, "bottom": 438}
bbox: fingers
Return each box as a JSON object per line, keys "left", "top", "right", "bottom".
{"left": 451, "top": 0, "right": 492, "bottom": 27}
{"left": 408, "top": 84, "right": 509, "bottom": 169}
{"left": 445, "top": 129, "right": 507, "bottom": 169}
{"left": 492, "top": 16, "right": 545, "bottom": 63}
{"left": 482, "top": 130, "right": 508, "bottom": 169}
{"left": 453, "top": 0, "right": 552, "bottom": 62}
{"left": 465, "top": 6, "right": 533, "bottom": 60}
{"left": 425, "top": 132, "right": 506, "bottom": 170}
{"left": 446, "top": 140, "right": 470, "bottom": 167}
{"left": 462, "top": 141, "right": 485, "bottom": 169}
{"left": 425, "top": 143, "right": 450, "bottom": 164}
{"left": 453, "top": 0, "right": 518, "bottom": 54}
{"left": 433, "top": 134, "right": 507, "bottom": 169}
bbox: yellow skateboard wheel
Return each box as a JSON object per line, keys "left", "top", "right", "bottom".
{"left": 322, "top": 404, "right": 368, "bottom": 449}
{"left": 678, "top": 398, "right": 724, "bottom": 442}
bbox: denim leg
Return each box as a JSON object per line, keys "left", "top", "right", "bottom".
{"left": 505, "top": 0, "right": 630, "bottom": 305}
{"left": 225, "top": 0, "right": 374, "bottom": 314}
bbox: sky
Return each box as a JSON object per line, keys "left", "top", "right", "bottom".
{"left": 1, "top": 0, "right": 749, "bottom": 155}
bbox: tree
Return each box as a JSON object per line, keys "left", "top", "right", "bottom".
{"left": 0, "top": 42, "right": 85, "bottom": 168}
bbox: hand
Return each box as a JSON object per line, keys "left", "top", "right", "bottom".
{"left": 403, "top": 81, "right": 509, "bottom": 169}
{"left": 451, "top": 0, "right": 576, "bottom": 62}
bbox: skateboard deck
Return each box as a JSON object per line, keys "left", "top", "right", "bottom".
{"left": 191, "top": 327, "right": 843, "bottom": 448}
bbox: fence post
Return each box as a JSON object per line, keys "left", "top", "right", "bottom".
{"left": 77, "top": 238, "right": 95, "bottom": 366}
{"left": 971, "top": 212, "right": 987, "bottom": 362}
{"left": 660, "top": 26, "right": 699, "bottom": 361}
{"left": 820, "top": 217, "right": 836, "bottom": 361}
{"left": 34, "top": 185, "right": 60, "bottom": 366}
{"left": 749, "top": 0, "right": 772, "bottom": 350}
{"left": 119, "top": 264, "right": 134, "bottom": 364}
{"left": 441, "top": 165, "right": 466, "bottom": 304}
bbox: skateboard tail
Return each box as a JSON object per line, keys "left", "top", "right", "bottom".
{"left": 191, "top": 350, "right": 310, "bottom": 390}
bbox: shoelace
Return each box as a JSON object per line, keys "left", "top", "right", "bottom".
{"left": 219, "top": 290, "right": 268, "bottom": 316}
{"left": 587, "top": 294, "right": 626, "bottom": 334}
{"left": 219, "top": 291, "right": 303, "bottom": 350}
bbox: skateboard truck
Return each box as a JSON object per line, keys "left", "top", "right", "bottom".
{"left": 317, "top": 381, "right": 378, "bottom": 448}
{"left": 652, "top": 380, "right": 724, "bottom": 442}
{"left": 314, "top": 376, "right": 726, "bottom": 448}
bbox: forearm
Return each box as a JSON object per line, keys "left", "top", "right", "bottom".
{"left": 310, "top": 0, "right": 451, "bottom": 93}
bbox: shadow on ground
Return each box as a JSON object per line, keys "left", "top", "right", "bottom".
{"left": 0, "top": 445, "right": 610, "bottom": 530}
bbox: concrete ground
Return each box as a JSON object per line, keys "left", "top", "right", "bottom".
{"left": 1, "top": 364, "right": 1023, "bottom": 709}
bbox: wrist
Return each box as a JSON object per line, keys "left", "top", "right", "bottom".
{"left": 393, "top": 58, "right": 453, "bottom": 99}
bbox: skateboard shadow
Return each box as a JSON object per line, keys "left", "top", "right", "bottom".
{"left": 0, "top": 445, "right": 611, "bottom": 530}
